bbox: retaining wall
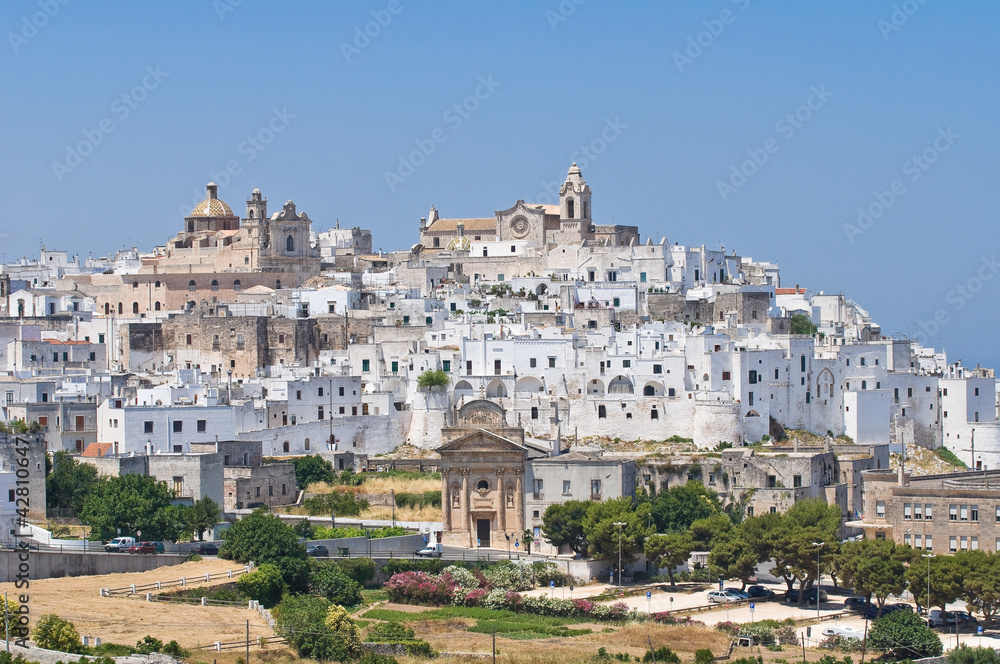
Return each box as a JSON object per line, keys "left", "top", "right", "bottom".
{"left": 0, "top": 550, "right": 186, "bottom": 582}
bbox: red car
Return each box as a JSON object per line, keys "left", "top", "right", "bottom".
{"left": 128, "top": 541, "right": 157, "bottom": 554}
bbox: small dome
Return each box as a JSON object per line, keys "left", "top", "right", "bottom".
{"left": 446, "top": 235, "right": 471, "bottom": 251}
{"left": 190, "top": 197, "right": 236, "bottom": 217}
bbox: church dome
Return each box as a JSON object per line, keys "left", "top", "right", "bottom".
{"left": 446, "top": 235, "right": 471, "bottom": 251}
{"left": 189, "top": 182, "right": 236, "bottom": 217}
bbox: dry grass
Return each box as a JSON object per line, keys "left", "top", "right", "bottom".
{"left": 359, "top": 503, "right": 442, "bottom": 522}
{"left": 307, "top": 475, "right": 441, "bottom": 495}
{"left": 596, "top": 622, "right": 730, "bottom": 653}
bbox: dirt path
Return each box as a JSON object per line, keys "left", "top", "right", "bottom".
{"left": 0, "top": 558, "right": 273, "bottom": 650}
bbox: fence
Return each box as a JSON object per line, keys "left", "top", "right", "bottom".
{"left": 101, "top": 564, "right": 254, "bottom": 597}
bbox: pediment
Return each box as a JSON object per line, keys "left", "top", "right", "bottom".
{"left": 437, "top": 428, "right": 526, "bottom": 455}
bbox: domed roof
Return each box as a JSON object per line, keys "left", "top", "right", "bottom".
{"left": 446, "top": 235, "right": 471, "bottom": 251}
{"left": 189, "top": 182, "right": 237, "bottom": 218}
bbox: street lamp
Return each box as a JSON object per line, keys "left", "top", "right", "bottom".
{"left": 505, "top": 533, "right": 511, "bottom": 559}
{"left": 922, "top": 553, "right": 935, "bottom": 614}
{"left": 613, "top": 522, "right": 626, "bottom": 591}
{"left": 812, "top": 541, "right": 823, "bottom": 619}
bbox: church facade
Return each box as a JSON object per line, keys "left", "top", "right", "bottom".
{"left": 418, "top": 164, "right": 638, "bottom": 253}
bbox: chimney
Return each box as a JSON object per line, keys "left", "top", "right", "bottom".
{"left": 549, "top": 400, "right": 561, "bottom": 456}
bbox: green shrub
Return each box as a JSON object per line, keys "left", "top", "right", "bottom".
{"left": 237, "top": 563, "right": 285, "bottom": 608}
{"left": 334, "top": 557, "right": 377, "bottom": 586}
{"left": 135, "top": 636, "right": 163, "bottom": 655}
{"left": 382, "top": 558, "right": 450, "bottom": 576}
{"left": 394, "top": 491, "right": 442, "bottom": 509}
{"left": 695, "top": 649, "right": 715, "bottom": 664}
{"left": 161, "top": 641, "right": 190, "bottom": 658}
{"left": 32, "top": 614, "right": 82, "bottom": 653}
{"left": 311, "top": 564, "right": 363, "bottom": 607}
{"left": 642, "top": 646, "right": 680, "bottom": 664}
{"left": 359, "top": 653, "right": 399, "bottom": 664}
{"left": 417, "top": 370, "right": 449, "bottom": 388}
{"left": 89, "top": 643, "right": 136, "bottom": 657}
{"left": 367, "top": 622, "right": 416, "bottom": 641}
{"left": 304, "top": 492, "right": 369, "bottom": 517}
{"left": 948, "top": 645, "right": 1000, "bottom": 664}
{"left": 274, "top": 595, "right": 348, "bottom": 661}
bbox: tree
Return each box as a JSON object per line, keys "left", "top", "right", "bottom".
{"left": 294, "top": 518, "right": 316, "bottom": 539}
{"left": 220, "top": 509, "right": 308, "bottom": 589}
{"left": 184, "top": 496, "right": 222, "bottom": 540}
{"left": 645, "top": 533, "right": 692, "bottom": 587}
{"left": 834, "top": 539, "right": 909, "bottom": 616}
{"left": 541, "top": 500, "right": 590, "bottom": 557}
{"left": 293, "top": 455, "right": 335, "bottom": 488}
{"left": 275, "top": 595, "right": 347, "bottom": 661}
{"left": 324, "top": 604, "right": 363, "bottom": 660}
{"left": 770, "top": 526, "right": 837, "bottom": 607}
{"left": 689, "top": 514, "right": 733, "bottom": 551}
{"left": 312, "top": 564, "right": 363, "bottom": 607}
{"left": 867, "top": 609, "right": 943, "bottom": 660}
{"left": 416, "top": 370, "right": 448, "bottom": 388}
{"left": 905, "top": 553, "right": 964, "bottom": 611}
{"left": 650, "top": 481, "right": 722, "bottom": 534}
{"left": 582, "top": 497, "right": 653, "bottom": 575}
{"left": 708, "top": 536, "right": 760, "bottom": 589}
{"left": 45, "top": 451, "right": 98, "bottom": 511}
{"left": 948, "top": 645, "right": 1000, "bottom": 664}
{"left": 790, "top": 314, "right": 818, "bottom": 336}
{"left": 79, "top": 474, "right": 182, "bottom": 542}
{"left": 32, "top": 614, "right": 82, "bottom": 653}
{"left": 237, "top": 563, "right": 285, "bottom": 608}
{"left": 958, "top": 550, "right": 1000, "bottom": 621}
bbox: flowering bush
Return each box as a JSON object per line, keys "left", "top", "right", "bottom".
{"left": 484, "top": 560, "right": 533, "bottom": 591}
{"left": 443, "top": 565, "right": 479, "bottom": 590}
{"left": 653, "top": 612, "right": 704, "bottom": 627}
{"left": 384, "top": 571, "right": 456, "bottom": 605}
{"left": 481, "top": 588, "right": 512, "bottom": 610}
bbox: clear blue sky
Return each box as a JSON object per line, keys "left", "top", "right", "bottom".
{"left": 2, "top": 1, "right": 998, "bottom": 368}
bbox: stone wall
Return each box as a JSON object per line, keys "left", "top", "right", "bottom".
{"left": 0, "top": 550, "right": 186, "bottom": 582}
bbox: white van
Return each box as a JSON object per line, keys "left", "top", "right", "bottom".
{"left": 104, "top": 537, "right": 136, "bottom": 553}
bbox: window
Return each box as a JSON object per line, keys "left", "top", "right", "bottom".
{"left": 876, "top": 501, "right": 885, "bottom": 518}
{"left": 950, "top": 536, "right": 958, "bottom": 553}
{"left": 925, "top": 535, "right": 932, "bottom": 550}
{"left": 640, "top": 272, "right": 647, "bottom": 282}
{"left": 961, "top": 505, "right": 969, "bottom": 521}
{"left": 860, "top": 357, "right": 866, "bottom": 366}
{"left": 793, "top": 475, "right": 802, "bottom": 488}
{"left": 362, "top": 359, "right": 370, "bottom": 372}
{"left": 925, "top": 504, "right": 932, "bottom": 520}
{"left": 971, "top": 505, "right": 979, "bottom": 522}
{"left": 591, "top": 479, "right": 601, "bottom": 496}
{"left": 548, "top": 357, "right": 556, "bottom": 368}
{"left": 903, "top": 533, "right": 911, "bottom": 546}
{"left": 144, "top": 421, "right": 153, "bottom": 434}
{"left": 530, "top": 407, "right": 538, "bottom": 420}
{"left": 296, "top": 390, "right": 302, "bottom": 400}
{"left": 562, "top": 480, "right": 571, "bottom": 495}
{"left": 996, "top": 505, "right": 1000, "bottom": 523}
{"left": 903, "top": 503, "right": 911, "bottom": 519}
{"left": 748, "top": 370, "right": 757, "bottom": 384}
{"left": 722, "top": 371, "right": 730, "bottom": 381}
{"left": 186, "top": 334, "right": 192, "bottom": 345}
{"left": 651, "top": 409, "right": 658, "bottom": 420}
{"left": 529, "top": 358, "right": 537, "bottom": 368}
{"left": 972, "top": 537, "right": 979, "bottom": 550}
{"left": 318, "top": 406, "right": 324, "bottom": 420}
{"left": 197, "top": 419, "right": 206, "bottom": 432}
{"left": 598, "top": 405, "right": 606, "bottom": 418}
{"left": 950, "top": 504, "right": 958, "bottom": 521}
{"left": 188, "top": 280, "right": 196, "bottom": 292}
{"left": 233, "top": 279, "right": 241, "bottom": 291}
{"left": 914, "top": 503, "right": 922, "bottom": 520}
{"left": 622, "top": 359, "right": 631, "bottom": 368}
{"left": 173, "top": 421, "right": 182, "bottom": 433}
{"left": 442, "top": 360, "right": 450, "bottom": 372}
{"left": 668, "top": 388, "right": 675, "bottom": 397}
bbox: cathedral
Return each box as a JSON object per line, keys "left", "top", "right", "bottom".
{"left": 417, "top": 164, "right": 639, "bottom": 252}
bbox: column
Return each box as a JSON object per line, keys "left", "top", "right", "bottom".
{"left": 460, "top": 468, "right": 470, "bottom": 545}
{"left": 496, "top": 468, "right": 506, "bottom": 534}
{"left": 514, "top": 468, "right": 524, "bottom": 533}
{"left": 442, "top": 471, "right": 451, "bottom": 532}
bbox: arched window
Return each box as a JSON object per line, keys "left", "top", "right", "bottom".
{"left": 104, "top": 302, "right": 110, "bottom": 315}
{"left": 286, "top": 235, "right": 294, "bottom": 252}
{"left": 583, "top": 201, "right": 588, "bottom": 219}
{"left": 154, "top": 280, "right": 160, "bottom": 288}
{"left": 132, "top": 281, "right": 138, "bottom": 289}
{"left": 233, "top": 279, "right": 241, "bottom": 292}
{"left": 861, "top": 380, "right": 867, "bottom": 390}
{"left": 275, "top": 279, "right": 281, "bottom": 289}
{"left": 117, "top": 302, "right": 123, "bottom": 315}
{"left": 154, "top": 302, "right": 161, "bottom": 311}
{"left": 211, "top": 279, "right": 219, "bottom": 292}
{"left": 187, "top": 300, "right": 195, "bottom": 310}
{"left": 249, "top": 209, "right": 254, "bottom": 218}
{"left": 567, "top": 198, "right": 575, "bottom": 219}
{"left": 132, "top": 302, "right": 139, "bottom": 314}
{"left": 282, "top": 441, "right": 290, "bottom": 453}
{"left": 304, "top": 438, "right": 310, "bottom": 451}
{"left": 188, "top": 280, "right": 196, "bottom": 292}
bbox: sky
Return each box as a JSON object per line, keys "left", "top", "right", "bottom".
{"left": 2, "top": 1, "right": 998, "bottom": 368}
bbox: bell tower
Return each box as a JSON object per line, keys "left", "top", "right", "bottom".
{"left": 246, "top": 187, "right": 267, "bottom": 221}
{"left": 559, "top": 163, "right": 591, "bottom": 223}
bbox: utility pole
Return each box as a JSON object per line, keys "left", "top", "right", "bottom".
{"left": 614, "top": 521, "right": 626, "bottom": 592}
{"left": 246, "top": 619, "right": 250, "bottom": 664}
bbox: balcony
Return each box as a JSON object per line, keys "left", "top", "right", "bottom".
{"left": 532, "top": 492, "right": 543, "bottom": 501}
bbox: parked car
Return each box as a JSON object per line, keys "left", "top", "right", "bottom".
{"left": 104, "top": 537, "right": 136, "bottom": 553}
{"left": 708, "top": 590, "right": 744, "bottom": 603}
{"left": 844, "top": 597, "right": 869, "bottom": 611}
{"left": 128, "top": 542, "right": 157, "bottom": 554}
{"left": 746, "top": 585, "right": 776, "bottom": 598}
{"left": 415, "top": 543, "right": 443, "bottom": 558}
{"left": 307, "top": 545, "right": 329, "bottom": 558}
{"left": 195, "top": 543, "right": 219, "bottom": 556}
{"left": 821, "top": 626, "right": 865, "bottom": 639}
{"left": 786, "top": 588, "right": 828, "bottom": 603}
{"left": 151, "top": 542, "right": 165, "bottom": 554}
{"left": 724, "top": 587, "right": 751, "bottom": 599}
{"left": 866, "top": 603, "right": 912, "bottom": 620}
{"left": 246, "top": 502, "right": 267, "bottom": 509}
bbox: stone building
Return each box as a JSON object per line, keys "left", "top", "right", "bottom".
{"left": 0, "top": 432, "right": 46, "bottom": 521}
{"left": 855, "top": 467, "right": 1000, "bottom": 553}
